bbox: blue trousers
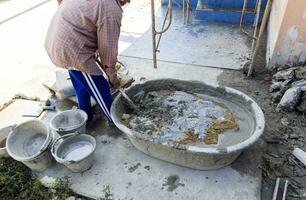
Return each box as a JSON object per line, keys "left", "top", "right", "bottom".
{"left": 68, "top": 70, "right": 113, "bottom": 122}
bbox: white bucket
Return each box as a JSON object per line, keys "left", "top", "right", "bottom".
{"left": 50, "top": 108, "right": 88, "bottom": 136}
{"left": 6, "top": 120, "right": 54, "bottom": 171}
{"left": 51, "top": 132, "right": 96, "bottom": 173}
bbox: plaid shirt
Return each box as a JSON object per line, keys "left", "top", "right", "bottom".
{"left": 45, "top": 0, "right": 123, "bottom": 75}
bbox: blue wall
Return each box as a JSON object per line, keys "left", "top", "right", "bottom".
{"left": 201, "top": 0, "right": 267, "bottom": 9}
{"left": 162, "top": 0, "right": 198, "bottom": 9}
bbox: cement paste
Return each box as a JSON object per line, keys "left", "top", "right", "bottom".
{"left": 61, "top": 141, "right": 93, "bottom": 161}
{"left": 128, "top": 90, "right": 240, "bottom": 145}
{"left": 127, "top": 90, "right": 252, "bottom": 147}
{"left": 111, "top": 79, "right": 265, "bottom": 169}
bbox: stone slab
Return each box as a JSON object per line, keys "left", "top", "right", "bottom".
{"left": 0, "top": 99, "right": 41, "bottom": 128}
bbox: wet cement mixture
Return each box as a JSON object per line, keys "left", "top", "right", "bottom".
{"left": 162, "top": 175, "right": 185, "bottom": 192}
{"left": 218, "top": 70, "right": 306, "bottom": 200}
{"left": 125, "top": 90, "right": 239, "bottom": 145}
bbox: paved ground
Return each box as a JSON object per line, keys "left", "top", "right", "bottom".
{"left": 38, "top": 95, "right": 262, "bottom": 200}
{"left": 0, "top": 0, "right": 57, "bottom": 104}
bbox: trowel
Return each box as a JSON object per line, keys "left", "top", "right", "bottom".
{"left": 22, "top": 102, "right": 56, "bottom": 117}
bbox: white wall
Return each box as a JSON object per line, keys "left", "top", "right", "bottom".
{"left": 267, "top": 0, "right": 306, "bottom": 69}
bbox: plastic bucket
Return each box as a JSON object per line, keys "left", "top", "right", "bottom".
{"left": 50, "top": 108, "right": 88, "bottom": 136}
{"left": 6, "top": 120, "right": 54, "bottom": 171}
{"left": 51, "top": 132, "right": 96, "bottom": 172}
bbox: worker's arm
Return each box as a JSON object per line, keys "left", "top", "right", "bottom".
{"left": 97, "top": 13, "right": 122, "bottom": 88}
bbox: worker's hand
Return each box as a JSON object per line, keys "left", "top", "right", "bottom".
{"left": 105, "top": 67, "right": 120, "bottom": 89}
{"left": 119, "top": 0, "right": 130, "bottom": 6}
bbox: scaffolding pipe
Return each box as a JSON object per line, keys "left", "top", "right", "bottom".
{"left": 251, "top": 0, "right": 262, "bottom": 52}
{"left": 151, "top": 0, "right": 173, "bottom": 68}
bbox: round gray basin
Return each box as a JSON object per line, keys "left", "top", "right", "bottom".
{"left": 111, "top": 79, "right": 265, "bottom": 170}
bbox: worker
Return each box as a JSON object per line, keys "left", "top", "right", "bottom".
{"left": 45, "top": 0, "right": 130, "bottom": 125}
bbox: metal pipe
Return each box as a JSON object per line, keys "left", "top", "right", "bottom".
{"left": 151, "top": 0, "right": 173, "bottom": 68}
{"left": 156, "top": 7, "right": 170, "bottom": 50}
{"left": 247, "top": 0, "right": 273, "bottom": 77}
{"left": 186, "top": 0, "right": 190, "bottom": 24}
{"left": 240, "top": 0, "right": 248, "bottom": 31}
{"left": 251, "top": 0, "right": 261, "bottom": 53}
{"left": 151, "top": 0, "right": 157, "bottom": 68}
{"left": 183, "top": 0, "right": 185, "bottom": 22}
{"left": 253, "top": 0, "right": 259, "bottom": 26}
{"left": 156, "top": 0, "right": 173, "bottom": 34}
{"left": 240, "top": 0, "right": 261, "bottom": 40}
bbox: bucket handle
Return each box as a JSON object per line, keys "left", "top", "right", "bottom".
{"left": 51, "top": 131, "right": 81, "bottom": 162}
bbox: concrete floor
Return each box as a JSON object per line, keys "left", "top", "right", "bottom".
{"left": 0, "top": 0, "right": 57, "bottom": 105}
{"left": 119, "top": 2, "right": 251, "bottom": 70}
{"left": 38, "top": 98, "right": 262, "bottom": 200}
{"left": 36, "top": 57, "right": 262, "bottom": 200}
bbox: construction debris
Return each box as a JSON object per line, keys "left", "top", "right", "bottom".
{"left": 270, "top": 65, "right": 306, "bottom": 113}
{"left": 277, "top": 87, "right": 302, "bottom": 111}
{"left": 292, "top": 148, "right": 306, "bottom": 167}
{"left": 297, "top": 93, "right": 306, "bottom": 112}
{"left": 272, "top": 68, "right": 295, "bottom": 81}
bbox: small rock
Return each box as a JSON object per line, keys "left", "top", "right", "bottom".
{"left": 297, "top": 92, "right": 306, "bottom": 113}
{"left": 121, "top": 114, "right": 131, "bottom": 120}
{"left": 292, "top": 80, "right": 306, "bottom": 88}
{"left": 289, "top": 133, "right": 299, "bottom": 139}
{"left": 273, "top": 68, "right": 294, "bottom": 81}
{"left": 264, "top": 75, "right": 271, "bottom": 81}
{"left": 295, "top": 66, "right": 306, "bottom": 79}
{"left": 270, "top": 79, "right": 291, "bottom": 92}
{"left": 281, "top": 118, "right": 290, "bottom": 126}
{"left": 272, "top": 91, "right": 284, "bottom": 103}
{"left": 66, "top": 197, "right": 76, "bottom": 200}
{"left": 277, "top": 87, "right": 302, "bottom": 111}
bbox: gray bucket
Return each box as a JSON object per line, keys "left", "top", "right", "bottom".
{"left": 0, "top": 125, "right": 16, "bottom": 158}
{"left": 50, "top": 108, "right": 88, "bottom": 136}
{"left": 51, "top": 132, "right": 96, "bottom": 172}
{"left": 6, "top": 120, "right": 54, "bottom": 171}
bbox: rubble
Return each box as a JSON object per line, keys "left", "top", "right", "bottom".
{"left": 269, "top": 65, "right": 306, "bottom": 112}
{"left": 295, "top": 66, "right": 306, "bottom": 80}
{"left": 292, "top": 148, "right": 306, "bottom": 167}
{"left": 271, "top": 91, "right": 284, "bottom": 103}
{"left": 272, "top": 68, "right": 295, "bottom": 81}
{"left": 277, "top": 87, "right": 302, "bottom": 111}
{"left": 292, "top": 80, "right": 306, "bottom": 88}
{"left": 269, "top": 79, "right": 291, "bottom": 92}
{"left": 297, "top": 92, "right": 306, "bottom": 113}
{"left": 280, "top": 118, "right": 290, "bottom": 127}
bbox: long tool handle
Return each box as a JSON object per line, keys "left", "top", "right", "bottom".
{"left": 119, "top": 89, "right": 139, "bottom": 111}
